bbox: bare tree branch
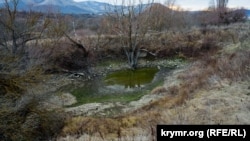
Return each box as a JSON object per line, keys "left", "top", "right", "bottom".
{"left": 104, "top": 0, "right": 156, "bottom": 69}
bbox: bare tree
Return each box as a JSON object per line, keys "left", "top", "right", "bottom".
{"left": 209, "top": 0, "right": 228, "bottom": 10}
{"left": 0, "top": 0, "right": 50, "bottom": 55}
{"left": 209, "top": 0, "right": 229, "bottom": 24}
{"left": 207, "top": 0, "right": 246, "bottom": 25}
{"left": 104, "top": 0, "right": 155, "bottom": 69}
{"left": 216, "top": 0, "right": 228, "bottom": 9}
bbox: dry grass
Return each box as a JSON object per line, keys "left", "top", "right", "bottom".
{"left": 162, "top": 80, "right": 250, "bottom": 124}
{"left": 58, "top": 23, "right": 250, "bottom": 140}
{"left": 151, "top": 86, "right": 167, "bottom": 94}
{"left": 61, "top": 116, "right": 142, "bottom": 140}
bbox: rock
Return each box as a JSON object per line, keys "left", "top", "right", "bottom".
{"left": 60, "top": 93, "right": 77, "bottom": 106}
{"left": 65, "top": 102, "right": 115, "bottom": 116}
{"left": 44, "top": 93, "right": 77, "bottom": 108}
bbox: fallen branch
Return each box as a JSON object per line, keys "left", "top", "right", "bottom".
{"left": 140, "top": 48, "right": 157, "bottom": 56}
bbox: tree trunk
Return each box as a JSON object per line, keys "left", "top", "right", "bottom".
{"left": 12, "top": 30, "right": 18, "bottom": 54}
{"left": 126, "top": 49, "right": 140, "bottom": 69}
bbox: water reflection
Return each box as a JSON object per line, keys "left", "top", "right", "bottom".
{"left": 104, "top": 67, "right": 159, "bottom": 89}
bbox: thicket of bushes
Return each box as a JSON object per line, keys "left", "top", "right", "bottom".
{"left": 197, "top": 8, "right": 248, "bottom": 26}
{"left": 85, "top": 22, "right": 246, "bottom": 61}
{"left": 0, "top": 73, "right": 66, "bottom": 141}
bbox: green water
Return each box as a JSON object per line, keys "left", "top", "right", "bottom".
{"left": 104, "top": 67, "right": 159, "bottom": 89}
{"left": 68, "top": 67, "right": 161, "bottom": 106}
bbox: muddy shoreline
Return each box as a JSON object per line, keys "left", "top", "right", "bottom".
{"left": 44, "top": 58, "right": 186, "bottom": 117}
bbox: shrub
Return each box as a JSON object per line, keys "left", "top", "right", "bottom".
{"left": 26, "top": 40, "right": 89, "bottom": 73}
{"left": 0, "top": 94, "right": 65, "bottom": 141}
{"left": 197, "top": 8, "right": 248, "bottom": 26}
{"left": 0, "top": 74, "right": 65, "bottom": 141}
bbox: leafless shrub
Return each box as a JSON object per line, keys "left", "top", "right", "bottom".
{"left": 0, "top": 93, "right": 65, "bottom": 141}
{"left": 0, "top": 71, "right": 66, "bottom": 141}
{"left": 197, "top": 4, "right": 247, "bottom": 26}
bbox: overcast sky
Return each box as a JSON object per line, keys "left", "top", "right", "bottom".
{"left": 74, "top": 0, "right": 250, "bottom": 10}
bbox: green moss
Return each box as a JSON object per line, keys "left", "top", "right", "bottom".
{"left": 69, "top": 82, "right": 164, "bottom": 107}
{"left": 67, "top": 67, "right": 164, "bottom": 107}
{"left": 68, "top": 88, "right": 145, "bottom": 107}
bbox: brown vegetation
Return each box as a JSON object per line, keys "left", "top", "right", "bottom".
{"left": 1, "top": 0, "right": 250, "bottom": 140}
{"left": 85, "top": 23, "right": 240, "bottom": 61}
{"left": 59, "top": 22, "right": 250, "bottom": 140}
{"left": 0, "top": 72, "right": 66, "bottom": 140}
{"left": 27, "top": 40, "right": 89, "bottom": 73}
{"left": 198, "top": 0, "right": 247, "bottom": 26}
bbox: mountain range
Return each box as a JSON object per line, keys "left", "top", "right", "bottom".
{"left": 0, "top": 0, "right": 119, "bottom": 14}
{"left": 0, "top": 0, "right": 250, "bottom": 16}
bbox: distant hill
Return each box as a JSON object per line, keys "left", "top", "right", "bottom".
{"left": 0, "top": 0, "right": 117, "bottom": 14}
{"left": 0, "top": 0, "right": 152, "bottom": 15}
{"left": 0, "top": 0, "right": 249, "bottom": 16}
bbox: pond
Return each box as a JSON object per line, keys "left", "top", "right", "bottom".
{"left": 104, "top": 67, "right": 159, "bottom": 89}
{"left": 64, "top": 67, "right": 165, "bottom": 107}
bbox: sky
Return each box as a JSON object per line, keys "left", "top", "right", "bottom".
{"left": 74, "top": 0, "right": 250, "bottom": 11}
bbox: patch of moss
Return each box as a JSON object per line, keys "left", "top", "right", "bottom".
{"left": 64, "top": 66, "right": 166, "bottom": 107}
{"left": 67, "top": 76, "right": 164, "bottom": 107}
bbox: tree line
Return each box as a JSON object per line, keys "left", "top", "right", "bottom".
{"left": 0, "top": 0, "right": 248, "bottom": 69}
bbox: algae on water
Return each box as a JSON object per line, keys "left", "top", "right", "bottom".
{"left": 68, "top": 67, "right": 163, "bottom": 106}
{"left": 104, "top": 67, "right": 159, "bottom": 89}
